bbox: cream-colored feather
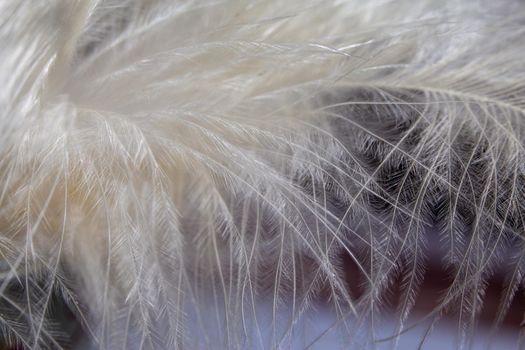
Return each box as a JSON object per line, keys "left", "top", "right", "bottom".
{"left": 1, "top": 0, "right": 525, "bottom": 348}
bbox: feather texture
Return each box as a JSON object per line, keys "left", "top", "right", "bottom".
{"left": 1, "top": 0, "right": 525, "bottom": 348}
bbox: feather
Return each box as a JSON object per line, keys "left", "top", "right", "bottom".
{"left": 1, "top": 0, "right": 525, "bottom": 348}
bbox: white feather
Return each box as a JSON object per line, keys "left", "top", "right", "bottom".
{"left": 1, "top": 0, "right": 525, "bottom": 348}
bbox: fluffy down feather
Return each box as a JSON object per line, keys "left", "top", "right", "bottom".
{"left": 1, "top": 0, "right": 525, "bottom": 348}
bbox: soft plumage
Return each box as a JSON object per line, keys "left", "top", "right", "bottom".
{"left": 1, "top": 0, "right": 525, "bottom": 348}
